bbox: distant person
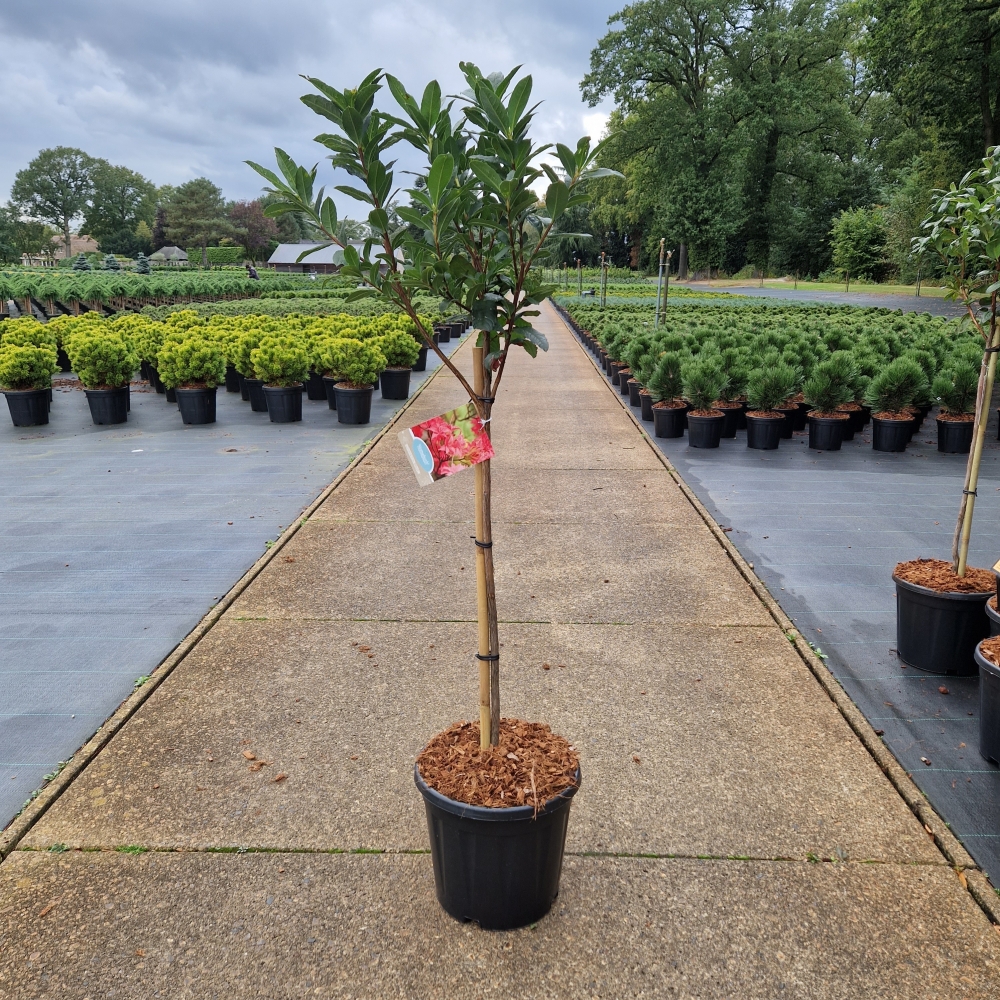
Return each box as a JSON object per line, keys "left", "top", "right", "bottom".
{"left": 245, "top": 262, "right": 259, "bottom": 280}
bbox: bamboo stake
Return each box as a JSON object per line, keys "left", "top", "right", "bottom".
{"left": 654, "top": 238, "right": 665, "bottom": 329}
{"left": 577, "top": 259, "right": 582, "bottom": 296}
{"left": 956, "top": 293, "right": 999, "bottom": 575}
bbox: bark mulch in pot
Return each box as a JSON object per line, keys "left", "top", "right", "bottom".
{"left": 894, "top": 558, "right": 995, "bottom": 594}
{"left": 417, "top": 718, "right": 579, "bottom": 810}
{"left": 978, "top": 636, "right": 1000, "bottom": 667}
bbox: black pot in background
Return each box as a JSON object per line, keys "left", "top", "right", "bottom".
{"left": 164, "top": 386, "right": 177, "bottom": 403}
{"left": 893, "top": 574, "right": 990, "bottom": 676}
{"left": 746, "top": 413, "right": 784, "bottom": 450}
{"left": 263, "top": 384, "right": 303, "bottom": 423}
{"left": 775, "top": 405, "right": 798, "bottom": 439}
{"left": 244, "top": 378, "right": 268, "bottom": 412}
{"left": 808, "top": 414, "right": 848, "bottom": 451}
{"left": 937, "top": 417, "right": 974, "bottom": 454}
{"left": 150, "top": 368, "right": 165, "bottom": 394}
{"left": 305, "top": 371, "right": 327, "bottom": 401}
{"left": 139, "top": 359, "right": 150, "bottom": 381}
{"left": 3, "top": 388, "right": 49, "bottom": 427}
{"left": 176, "top": 385, "right": 217, "bottom": 425}
{"left": 627, "top": 379, "right": 642, "bottom": 407}
{"left": 413, "top": 346, "right": 428, "bottom": 372}
{"left": 617, "top": 368, "right": 632, "bottom": 396}
{"left": 687, "top": 412, "right": 725, "bottom": 449}
{"left": 792, "top": 401, "right": 810, "bottom": 432}
{"left": 599, "top": 350, "right": 608, "bottom": 371}
{"left": 381, "top": 367, "right": 411, "bottom": 400}
{"left": 57, "top": 348, "right": 72, "bottom": 373}
{"left": 639, "top": 391, "right": 654, "bottom": 421}
{"left": 435, "top": 325, "right": 451, "bottom": 343}
{"left": 415, "top": 764, "right": 579, "bottom": 930}
{"left": 334, "top": 384, "right": 373, "bottom": 424}
{"left": 652, "top": 403, "right": 685, "bottom": 438}
{"left": 986, "top": 597, "right": 1000, "bottom": 637}
{"left": 85, "top": 386, "right": 128, "bottom": 425}
{"left": 322, "top": 375, "right": 338, "bottom": 410}
{"left": 975, "top": 643, "right": 1000, "bottom": 764}
{"left": 872, "top": 416, "right": 910, "bottom": 452}
{"left": 225, "top": 364, "right": 241, "bottom": 393}
{"left": 736, "top": 401, "right": 748, "bottom": 430}
{"left": 609, "top": 362, "right": 622, "bottom": 386}
{"left": 718, "top": 404, "right": 741, "bottom": 439}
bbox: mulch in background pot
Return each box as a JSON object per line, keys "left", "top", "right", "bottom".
{"left": 975, "top": 638, "right": 1000, "bottom": 764}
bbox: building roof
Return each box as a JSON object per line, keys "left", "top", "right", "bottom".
{"left": 149, "top": 246, "right": 188, "bottom": 261}
{"left": 267, "top": 242, "right": 355, "bottom": 265}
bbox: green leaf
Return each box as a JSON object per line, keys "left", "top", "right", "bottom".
{"left": 545, "top": 181, "right": 570, "bottom": 221}
{"left": 320, "top": 197, "right": 338, "bottom": 237}
{"left": 426, "top": 153, "right": 454, "bottom": 205}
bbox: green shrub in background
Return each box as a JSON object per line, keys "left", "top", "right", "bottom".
{"left": 932, "top": 363, "right": 979, "bottom": 416}
{"left": 234, "top": 329, "right": 264, "bottom": 377}
{"left": 0, "top": 344, "right": 59, "bottom": 390}
{"left": 66, "top": 331, "right": 137, "bottom": 389}
{"left": 251, "top": 335, "right": 310, "bottom": 386}
{"left": 0, "top": 318, "right": 56, "bottom": 349}
{"left": 156, "top": 335, "right": 226, "bottom": 388}
{"left": 865, "top": 357, "right": 928, "bottom": 416}
{"left": 186, "top": 246, "right": 245, "bottom": 265}
{"left": 378, "top": 329, "right": 420, "bottom": 368}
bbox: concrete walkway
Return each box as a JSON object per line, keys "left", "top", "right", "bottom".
{"left": 1, "top": 302, "right": 998, "bottom": 997}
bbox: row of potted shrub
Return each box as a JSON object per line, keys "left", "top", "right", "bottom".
{"left": 559, "top": 304, "right": 979, "bottom": 454}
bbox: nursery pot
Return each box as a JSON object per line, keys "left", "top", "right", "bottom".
{"left": 334, "top": 384, "right": 373, "bottom": 425}
{"left": 151, "top": 368, "right": 165, "bottom": 394}
{"left": 639, "top": 390, "right": 654, "bottom": 421}
{"left": 57, "top": 348, "right": 72, "bottom": 373}
{"left": 718, "top": 404, "right": 741, "bottom": 439}
{"left": 808, "top": 414, "right": 848, "bottom": 451}
{"left": 435, "top": 325, "right": 451, "bottom": 343}
{"left": 617, "top": 369, "right": 632, "bottom": 396}
{"left": 687, "top": 412, "right": 725, "bottom": 449}
{"left": 263, "top": 385, "right": 303, "bottom": 423}
{"left": 306, "top": 371, "right": 327, "bottom": 401}
{"left": 225, "top": 364, "right": 241, "bottom": 393}
{"left": 986, "top": 597, "right": 1000, "bottom": 637}
{"left": 736, "top": 401, "right": 748, "bottom": 430}
{"left": 244, "top": 378, "right": 268, "bottom": 413}
{"left": 793, "top": 401, "right": 810, "bottom": 432}
{"left": 176, "top": 385, "right": 217, "bottom": 425}
{"left": 893, "top": 574, "right": 990, "bottom": 676}
{"left": 652, "top": 403, "right": 685, "bottom": 438}
{"left": 872, "top": 416, "right": 910, "bottom": 452}
{"left": 609, "top": 362, "right": 622, "bottom": 386}
{"left": 937, "top": 417, "right": 974, "bottom": 454}
{"left": 164, "top": 386, "right": 177, "bottom": 403}
{"left": 322, "top": 375, "right": 338, "bottom": 410}
{"left": 775, "top": 404, "right": 798, "bottom": 439}
{"left": 627, "top": 379, "right": 642, "bottom": 406}
{"left": 974, "top": 642, "right": 1000, "bottom": 765}
{"left": 3, "top": 388, "right": 49, "bottom": 427}
{"left": 745, "top": 413, "right": 784, "bottom": 450}
{"left": 413, "top": 346, "right": 428, "bottom": 372}
{"left": 239, "top": 374, "right": 249, "bottom": 401}
{"left": 380, "top": 367, "right": 411, "bottom": 400}
{"left": 415, "top": 765, "right": 580, "bottom": 931}
{"left": 85, "top": 386, "right": 128, "bottom": 425}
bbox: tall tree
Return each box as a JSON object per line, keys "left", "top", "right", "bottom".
{"left": 164, "top": 178, "right": 234, "bottom": 263}
{"left": 228, "top": 199, "right": 278, "bottom": 261}
{"left": 0, "top": 203, "right": 56, "bottom": 263}
{"left": 83, "top": 162, "right": 156, "bottom": 254}
{"left": 10, "top": 147, "right": 95, "bottom": 258}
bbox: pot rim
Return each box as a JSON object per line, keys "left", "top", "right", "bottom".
{"left": 892, "top": 573, "right": 995, "bottom": 602}
{"left": 414, "top": 763, "right": 581, "bottom": 822}
{"left": 1, "top": 386, "right": 50, "bottom": 395}
{"left": 333, "top": 382, "right": 375, "bottom": 393}
{"left": 176, "top": 384, "right": 217, "bottom": 393}
{"left": 262, "top": 383, "right": 303, "bottom": 391}
{"left": 974, "top": 642, "right": 1000, "bottom": 679}
{"left": 745, "top": 412, "right": 786, "bottom": 423}
{"left": 83, "top": 385, "right": 129, "bottom": 395}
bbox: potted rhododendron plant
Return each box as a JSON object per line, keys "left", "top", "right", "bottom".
{"left": 250, "top": 63, "right": 615, "bottom": 929}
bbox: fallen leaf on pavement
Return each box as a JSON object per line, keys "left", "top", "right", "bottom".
{"left": 38, "top": 901, "right": 58, "bottom": 918}
{"left": 938, "top": 686, "right": 949, "bottom": 695}
{"left": 273, "top": 773, "right": 287, "bottom": 783}
{"left": 632, "top": 755, "right": 641, "bottom": 764}
{"left": 242, "top": 750, "right": 256, "bottom": 760}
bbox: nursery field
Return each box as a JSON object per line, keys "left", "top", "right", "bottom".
{"left": 0, "top": 328, "right": 468, "bottom": 832}
{"left": 558, "top": 301, "right": 1000, "bottom": 882}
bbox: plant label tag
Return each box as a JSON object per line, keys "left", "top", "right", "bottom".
{"left": 993, "top": 557, "right": 1000, "bottom": 575}
{"left": 398, "top": 401, "right": 494, "bottom": 487}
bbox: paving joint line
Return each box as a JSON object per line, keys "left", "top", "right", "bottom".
{"left": 552, "top": 302, "right": 1000, "bottom": 926}
{"left": 0, "top": 349, "right": 457, "bottom": 864}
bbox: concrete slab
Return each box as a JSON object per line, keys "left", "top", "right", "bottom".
{"left": 24, "top": 620, "right": 941, "bottom": 863}
{"left": 1, "top": 851, "right": 995, "bottom": 999}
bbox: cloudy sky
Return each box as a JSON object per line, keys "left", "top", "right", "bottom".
{"left": 0, "top": 0, "right": 616, "bottom": 216}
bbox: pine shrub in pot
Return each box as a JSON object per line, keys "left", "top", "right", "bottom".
{"left": 250, "top": 62, "right": 612, "bottom": 928}
{"left": 681, "top": 358, "right": 726, "bottom": 448}
{"left": 745, "top": 364, "right": 797, "bottom": 449}
{"left": 932, "top": 363, "right": 977, "bottom": 453}
{"left": 865, "top": 357, "right": 927, "bottom": 452}
{"left": 252, "top": 335, "right": 309, "bottom": 423}
{"left": 378, "top": 328, "right": 420, "bottom": 399}
{"left": 67, "top": 329, "right": 137, "bottom": 425}
{"left": 649, "top": 351, "right": 687, "bottom": 438}
{"left": 157, "top": 334, "right": 226, "bottom": 425}
{"left": 331, "top": 338, "right": 387, "bottom": 425}
{"left": 803, "top": 356, "right": 853, "bottom": 451}
{"left": 0, "top": 343, "right": 58, "bottom": 426}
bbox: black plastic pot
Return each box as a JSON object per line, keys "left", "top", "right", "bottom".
{"left": 652, "top": 403, "right": 685, "bottom": 438}
{"left": 3, "top": 388, "right": 49, "bottom": 426}
{"left": 334, "top": 384, "right": 373, "bottom": 424}
{"left": 381, "top": 367, "right": 411, "bottom": 400}
{"left": 151, "top": 368, "right": 165, "bottom": 394}
{"left": 893, "top": 574, "right": 990, "bottom": 676}
{"left": 176, "top": 385, "right": 217, "bottom": 425}
{"left": 57, "top": 348, "right": 72, "bottom": 373}
{"left": 626, "top": 380, "right": 641, "bottom": 406}
{"left": 415, "top": 764, "right": 579, "bottom": 930}
{"left": 435, "top": 325, "right": 451, "bottom": 343}
{"left": 639, "top": 391, "right": 654, "bottom": 421}
{"left": 617, "top": 369, "right": 632, "bottom": 396}
{"left": 244, "top": 378, "right": 267, "bottom": 412}
{"left": 413, "top": 346, "right": 428, "bottom": 372}
{"left": 718, "top": 404, "right": 741, "bottom": 439}
{"left": 85, "top": 386, "right": 128, "bottom": 425}
{"left": 793, "top": 401, "right": 810, "bottom": 432}
{"left": 736, "top": 402, "right": 748, "bottom": 430}
{"left": 986, "top": 597, "right": 1000, "bottom": 637}
{"left": 305, "top": 371, "right": 327, "bottom": 401}
{"left": 687, "top": 412, "right": 724, "bottom": 448}
{"left": 937, "top": 417, "right": 974, "bottom": 454}
{"left": 238, "top": 374, "right": 249, "bottom": 401}
{"left": 775, "top": 405, "right": 797, "bottom": 439}
{"left": 975, "top": 643, "right": 1000, "bottom": 764}
{"left": 322, "top": 375, "right": 338, "bottom": 410}
{"left": 165, "top": 386, "right": 177, "bottom": 403}
{"left": 225, "top": 364, "right": 241, "bottom": 393}
{"left": 872, "top": 416, "right": 910, "bottom": 452}
{"left": 609, "top": 362, "right": 622, "bottom": 386}
{"left": 263, "top": 384, "right": 303, "bottom": 423}
{"left": 746, "top": 413, "right": 784, "bottom": 450}
{"left": 808, "top": 414, "right": 848, "bottom": 451}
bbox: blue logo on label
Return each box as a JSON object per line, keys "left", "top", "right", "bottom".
{"left": 413, "top": 437, "right": 434, "bottom": 473}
